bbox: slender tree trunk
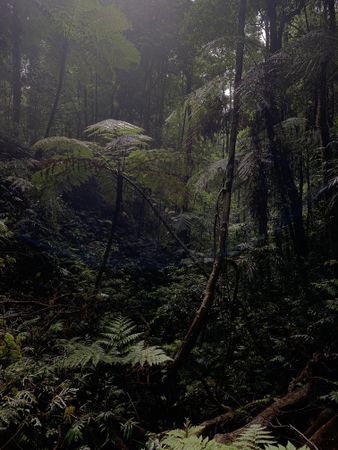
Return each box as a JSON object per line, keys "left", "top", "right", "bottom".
{"left": 251, "top": 114, "right": 268, "bottom": 239}
{"left": 11, "top": 0, "right": 21, "bottom": 136}
{"left": 83, "top": 85, "right": 89, "bottom": 128}
{"left": 183, "top": 68, "right": 193, "bottom": 212}
{"left": 94, "top": 169, "right": 123, "bottom": 293}
{"left": 95, "top": 71, "right": 99, "bottom": 122}
{"left": 167, "top": 0, "right": 247, "bottom": 378}
{"left": 44, "top": 39, "right": 69, "bottom": 137}
{"left": 266, "top": 0, "right": 279, "bottom": 52}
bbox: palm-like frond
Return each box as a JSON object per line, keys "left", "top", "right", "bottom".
{"left": 32, "top": 157, "right": 100, "bottom": 195}
{"left": 85, "top": 119, "right": 144, "bottom": 143}
{"left": 106, "top": 134, "right": 152, "bottom": 151}
{"left": 191, "top": 158, "right": 228, "bottom": 191}
{"left": 240, "top": 31, "right": 338, "bottom": 107}
{"left": 171, "top": 212, "right": 201, "bottom": 234}
{"left": 32, "top": 137, "right": 96, "bottom": 159}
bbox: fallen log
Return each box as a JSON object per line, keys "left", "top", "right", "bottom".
{"left": 214, "top": 382, "right": 313, "bottom": 444}
{"left": 309, "top": 415, "right": 338, "bottom": 450}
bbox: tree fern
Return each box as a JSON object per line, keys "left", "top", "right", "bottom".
{"left": 32, "top": 136, "right": 96, "bottom": 159}
{"left": 32, "top": 157, "right": 100, "bottom": 195}
{"left": 106, "top": 134, "right": 152, "bottom": 153}
{"left": 85, "top": 119, "right": 144, "bottom": 143}
{"left": 190, "top": 158, "right": 228, "bottom": 191}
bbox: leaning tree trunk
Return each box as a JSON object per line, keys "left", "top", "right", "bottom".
{"left": 167, "top": 0, "right": 247, "bottom": 379}
{"left": 44, "top": 39, "right": 69, "bottom": 138}
{"left": 94, "top": 169, "right": 124, "bottom": 293}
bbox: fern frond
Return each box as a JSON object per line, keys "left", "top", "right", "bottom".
{"left": 125, "top": 341, "right": 172, "bottom": 367}
{"left": 85, "top": 119, "right": 144, "bottom": 143}
{"left": 65, "top": 414, "right": 91, "bottom": 445}
{"left": 106, "top": 134, "right": 152, "bottom": 152}
{"left": 32, "top": 157, "right": 99, "bottom": 195}
{"left": 191, "top": 158, "right": 228, "bottom": 191}
{"left": 171, "top": 212, "right": 200, "bottom": 234}
{"left": 99, "top": 316, "right": 142, "bottom": 350}
{"left": 60, "top": 340, "right": 112, "bottom": 369}
{"left": 265, "top": 443, "right": 309, "bottom": 450}
{"left": 234, "top": 424, "right": 275, "bottom": 449}
{"left": 32, "top": 137, "right": 96, "bottom": 159}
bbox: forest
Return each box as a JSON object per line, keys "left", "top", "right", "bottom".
{"left": 0, "top": 0, "right": 337, "bottom": 449}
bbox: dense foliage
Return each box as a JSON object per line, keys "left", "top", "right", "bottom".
{"left": 0, "top": 0, "right": 337, "bottom": 449}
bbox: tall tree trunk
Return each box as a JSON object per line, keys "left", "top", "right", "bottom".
{"left": 167, "top": 0, "right": 247, "bottom": 378}
{"left": 94, "top": 169, "right": 124, "bottom": 293}
{"left": 251, "top": 114, "right": 268, "bottom": 239}
{"left": 83, "top": 85, "right": 89, "bottom": 128}
{"left": 266, "top": 0, "right": 279, "bottom": 52}
{"left": 183, "top": 68, "right": 193, "bottom": 213}
{"left": 95, "top": 71, "right": 99, "bottom": 122}
{"left": 264, "top": 0, "right": 308, "bottom": 258}
{"left": 11, "top": 0, "right": 21, "bottom": 136}
{"left": 264, "top": 100, "right": 308, "bottom": 258}
{"left": 44, "top": 39, "right": 69, "bottom": 137}
{"left": 317, "top": 0, "right": 336, "bottom": 182}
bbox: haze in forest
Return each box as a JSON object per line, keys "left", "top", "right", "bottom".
{"left": 0, "top": 1, "right": 337, "bottom": 449}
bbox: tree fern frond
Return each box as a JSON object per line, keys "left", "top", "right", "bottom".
{"left": 191, "top": 158, "right": 228, "bottom": 191}
{"left": 32, "top": 137, "right": 96, "bottom": 159}
{"left": 171, "top": 212, "right": 201, "bottom": 234}
{"left": 106, "top": 134, "right": 152, "bottom": 152}
{"left": 32, "top": 157, "right": 100, "bottom": 195}
{"left": 85, "top": 119, "right": 144, "bottom": 143}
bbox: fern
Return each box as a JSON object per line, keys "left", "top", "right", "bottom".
{"left": 32, "top": 157, "right": 100, "bottom": 195}
{"left": 107, "top": 134, "right": 152, "bottom": 153}
{"left": 152, "top": 420, "right": 236, "bottom": 450}
{"left": 190, "top": 158, "right": 228, "bottom": 191}
{"left": 0, "top": 390, "right": 37, "bottom": 431}
{"left": 32, "top": 136, "right": 96, "bottom": 159}
{"left": 154, "top": 423, "right": 307, "bottom": 450}
{"left": 59, "top": 317, "right": 171, "bottom": 370}
{"left": 65, "top": 414, "right": 90, "bottom": 445}
{"left": 99, "top": 316, "right": 142, "bottom": 350}
{"left": 85, "top": 119, "right": 144, "bottom": 143}
{"left": 60, "top": 339, "right": 113, "bottom": 369}
{"left": 234, "top": 424, "right": 276, "bottom": 449}
{"left": 265, "top": 444, "right": 309, "bottom": 450}
{"left": 125, "top": 341, "right": 172, "bottom": 367}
